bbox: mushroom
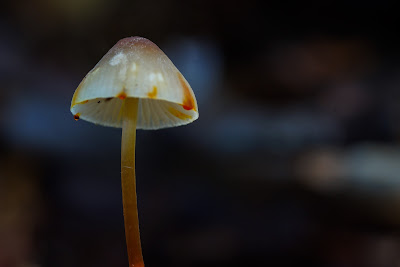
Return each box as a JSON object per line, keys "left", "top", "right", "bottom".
{"left": 70, "top": 37, "right": 198, "bottom": 267}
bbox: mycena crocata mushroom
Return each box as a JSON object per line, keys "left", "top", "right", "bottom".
{"left": 70, "top": 37, "right": 199, "bottom": 267}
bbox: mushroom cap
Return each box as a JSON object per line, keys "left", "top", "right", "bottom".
{"left": 70, "top": 37, "right": 198, "bottom": 129}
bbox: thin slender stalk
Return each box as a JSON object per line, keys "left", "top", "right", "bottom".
{"left": 121, "top": 97, "right": 144, "bottom": 267}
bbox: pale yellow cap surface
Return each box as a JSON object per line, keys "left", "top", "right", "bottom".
{"left": 70, "top": 37, "right": 198, "bottom": 129}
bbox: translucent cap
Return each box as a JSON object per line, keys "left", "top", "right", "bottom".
{"left": 70, "top": 37, "right": 198, "bottom": 129}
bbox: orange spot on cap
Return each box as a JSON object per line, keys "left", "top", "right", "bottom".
{"left": 72, "top": 99, "right": 89, "bottom": 108}
{"left": 182, "top": 105, "right": 192, "bottom": 111}
{"left": 117, "top": 92, "right": 127, "bottom": 100}
{"left": 168, "top": 107, "right": 192, "bottom": 120}
{"left": 74, "top": 113, "right": 80, "bottom": 121}
{"left": 177, "top": 73, "right": 195, "bottom": 111}
{"left": 148, "top": 86, "right": 158, "bottom": 98}
{"left": 70, "top": 79, "right": 86, "bottom": 108}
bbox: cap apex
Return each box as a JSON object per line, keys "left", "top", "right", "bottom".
{"left": 115, "top": 36, "right": 158, "bottom": 50}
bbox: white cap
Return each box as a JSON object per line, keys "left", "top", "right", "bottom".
{"left": 70, "top": 37, "right": 198, "bottom": 129}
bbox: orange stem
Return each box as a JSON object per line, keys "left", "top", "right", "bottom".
{"left": 121, "top": 97, "right": 144, "bottom": 267}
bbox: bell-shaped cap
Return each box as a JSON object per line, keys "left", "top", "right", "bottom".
{"left": 70, "top": 37, "right": 198, "bottom": 129}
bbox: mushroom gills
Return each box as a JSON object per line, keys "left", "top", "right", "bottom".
{"left": 72, "top": 97, "right": 194, "bottom": 129}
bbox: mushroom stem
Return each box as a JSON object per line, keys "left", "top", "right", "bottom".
{"left": 121, "top": 97, "right": 144, "bottom": 267}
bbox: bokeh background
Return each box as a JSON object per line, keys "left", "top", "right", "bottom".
{"left": 2, "top": 1, "right": 400, "bottom": 266}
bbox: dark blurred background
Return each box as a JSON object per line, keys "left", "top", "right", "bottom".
{"left": 2, "top": 1, "right": 400, "bottom": 266}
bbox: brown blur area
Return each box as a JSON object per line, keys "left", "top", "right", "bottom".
{"left": 1, "top": 1, "right": 400, "bottom": 267}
